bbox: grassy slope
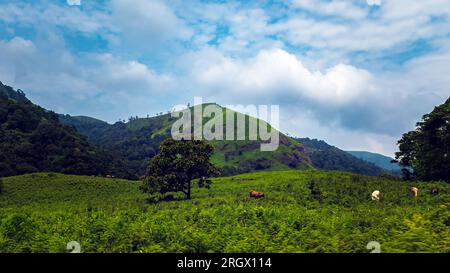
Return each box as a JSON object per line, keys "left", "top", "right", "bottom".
{"left": 146, "top": 105, "right": 312, "bottom": 171}
{"left": 62, "top": 104, "right": 312, "bottom": 177}
{"left": 1, "top": 171, "right": 449, "bottom": 253}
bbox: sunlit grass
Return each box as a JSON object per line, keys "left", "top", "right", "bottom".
{"left": 0, "top": 170, "right": 449, "bottom": 253}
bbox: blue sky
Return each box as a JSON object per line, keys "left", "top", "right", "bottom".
{"left": 1, "top": 0, "right": 450, "bottom": 156}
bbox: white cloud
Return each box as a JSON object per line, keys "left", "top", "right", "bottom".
{"left": 182, "top": 44, "right": 449, "bottom": 154}
{"left": 381, "top": 0, "right": 450, "bottom": 20}
{"left": 0, "top": 36, "right": 175, "bottom": 122}
{"left": 292, "top": 0, "right": 368, "bottom": 20}
{"left": 366, "top": 0, "right": 381, "bottom": 6}
{"left": 283, "top": 110, "right": 398, "bottom": 157}
{"left": 0, "top": 2, "right": 106, "bottom": 34}
{"left": 271, "top": 0, "right": 450, "bottom": 57}
{"left": 273, "top": 15, "right": 449, "bottom": 54}
{"left": 110, "top": 0, "right": 189, "bottom": 50}
{"left": 67, "top": 0, "right": 81, "bottom": 6}
{"left": 90, "top": 53, "right": 174, "bottom": 94}
{"left": 193, "top": 48, "right": 372, "bottom": 104}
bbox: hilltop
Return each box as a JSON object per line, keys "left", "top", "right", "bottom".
{"left": 60, "top": 105, "right": 312, "bottom": 177}
{"left": 0, "top": 81, "right": 29, "bottom": 103}
{"left": 60, "top": 108, "right": 390, "bottom": 178}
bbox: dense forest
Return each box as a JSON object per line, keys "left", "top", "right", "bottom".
{"left": 59, "top": 114, "right": 173, "bottom": 178}
{"left": 0, "top": 82, "right": 132, "bottom": 178}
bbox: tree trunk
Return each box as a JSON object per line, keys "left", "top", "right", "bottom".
{"left": 187, "top": 178, "right": 191, "bottom": 199}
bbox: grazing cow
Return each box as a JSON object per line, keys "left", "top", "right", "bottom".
{"left": 371, "top": 190, "right": 380, "bottom": 201}
{"left": 431, "top": 188, "right": 439, "bottom": 195}
{"left": 249, "top": 191, "right": 265, "bottom": 199}
{"left": 106, "top": 175, "right": 113, "bottom": 179}
{"left": 410, "top": 187, "right": 419, "bottom": 198}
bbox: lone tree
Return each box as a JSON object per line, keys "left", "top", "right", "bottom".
{"left": 395, "top": 97, "right": 450, "bottom": 182}
{"left": 141, "top": 138, "right": 218, "bottom": 200}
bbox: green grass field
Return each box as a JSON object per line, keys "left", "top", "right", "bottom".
{"left": 1, "top": 170, "right": 449, "bottom": 253}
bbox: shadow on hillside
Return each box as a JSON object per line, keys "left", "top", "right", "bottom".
{"left": 145, "top": 193, "right": 186, "bottom": 203}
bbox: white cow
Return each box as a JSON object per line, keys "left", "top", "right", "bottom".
{"left": 371, "top": 190, "right": 380, "bottom": 201}
{"left": 410, "top": 187, "right": 419, "bottom": 198}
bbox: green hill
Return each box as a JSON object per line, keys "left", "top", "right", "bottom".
{"left": 60, "top": 110, "right": 392, "bottom": 178}
{"left": 58, "top": 115, "right": 110, "bottom": 141}
{"left": 297, "top": 138, "right": 387, "bottom": 176}
{"left": 60, "top": 105, "right": 312, "bottom": 177}
{"left": 347, "top": 151, "right": 402, "bottom": 173}
{"left": 1, "top": 171, "right": 449, "bottom": 253}
{"left": 0, "top": 81, "right": 407, "bottom": 179}
{"left": 0, "top": 82, "right": 131, "bottom": 178}
{"left": 0, "top": 81, "right": 29, "bottom": 103}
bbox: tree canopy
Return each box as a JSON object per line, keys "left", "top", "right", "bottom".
{"left": 395, "top": 97, "right": 450, "bottom": 182}
{"left": 141, "top": 138, "right": 218, "bottom": 200}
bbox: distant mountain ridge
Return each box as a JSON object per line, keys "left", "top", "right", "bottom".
{"left": 296, "top": 138, "right": 389, "bottom": 176}
{"left": 347, "top": 151, "right": 402, "bottom": 173}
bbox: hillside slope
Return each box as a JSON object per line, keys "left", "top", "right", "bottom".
{"left": 61, "top": 106, "right": 312, "bottom": 177}
{"left": 1, "top": 171, "right": 449, "bottom": 253}
{"left": 347, "top": 151, "right": 402, "bottom": 174}
{"left": 297, "top": 138, "right": 387, "bottom": 176}
{"left": 0, "top": 82, "right": 131, "bottom": 178}
{"left": 0, "top": 81, "right": 30, "bottom": 103}
{"left": 58, "top": 115, "right": 110, "bottom": 141}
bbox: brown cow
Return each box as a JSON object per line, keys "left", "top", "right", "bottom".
{"left": 249, "top": 191, "right": 265, "bottom": 199}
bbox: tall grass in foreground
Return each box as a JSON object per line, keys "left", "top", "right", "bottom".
{"left": 0, "top": 170, "right": 449, "bottom": 253}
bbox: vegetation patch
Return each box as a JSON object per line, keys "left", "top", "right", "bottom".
{"left": 1, "top": 170, "right": 449, "bottom": 253}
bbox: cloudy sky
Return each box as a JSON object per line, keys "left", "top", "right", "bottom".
{"left": 1, "top": 0, "right": 449, "bottom": 156}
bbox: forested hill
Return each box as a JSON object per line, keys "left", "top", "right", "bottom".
{"left": 1, "top": 80, "right": 397, "bottom": 179}
{"left": 60, "top": 111, "right": 389, "bottom": 177}
{"left": 0, "top": 81, "right": 29, "bottom": 103}
{"left": 60, "top": 107, "right": 313, "bottom": 178}
{"left": 347, "top": 151, "right": 402, "bottom": 173}
{"left": 297, "top": 138, "right": 388, "bottom": 176}
{"left": 58, "top": 115, "right": 110, "bottom": 141}
{"left": 0, "top": 82, "right": 131, "bottom": 178}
